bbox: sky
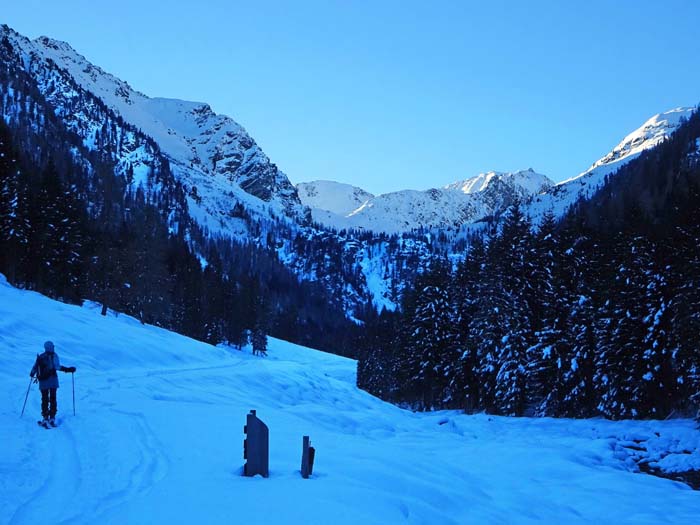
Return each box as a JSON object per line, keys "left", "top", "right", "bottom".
{"left": 4, "top": 0, "right": 700, "bottom": 195}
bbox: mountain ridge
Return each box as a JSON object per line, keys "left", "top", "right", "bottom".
{"left": 1, "top": 24, "right": 309, "bottom": 233}
{"left": 525, "top": 107, "right": 695, "bottom": 224}
{"left": 299, "top": 109, "right": 695, "bottom": 233}
{"left": 298, "top": 169, "right": 554, "bottom": 233}
{"left": 4, "top": 24, "right": 691, "bottom": 237}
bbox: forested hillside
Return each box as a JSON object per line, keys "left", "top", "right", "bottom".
{"left": 0, "top": 102, "right": 357, "bottom": 355}
{"left": 358, "top": 109, "right": 700, "bottom": 420}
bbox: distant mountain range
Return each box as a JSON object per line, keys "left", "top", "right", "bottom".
{"left": 2, "top": 24, "right": 692, "bottom": 238}
{"left": 298, "top": 169, "right": 553, "bottom": 233}
{"left": 298, "top": 108, "right": 695, "bottom": 233}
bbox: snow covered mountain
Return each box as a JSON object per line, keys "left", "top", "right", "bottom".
{"left": 526, "top": 107, "right": 696, "bottom": 223}
{"left": 0, "top": 25, "right": 308, "bottom": 234}
{"left": 297, "top": 180, "right": 375, "bottom": 216}
{"left": 296, "top": 180, "right": 375, "bottom": 228}
{"left": 299, "top": 169, "right": 554, "bottom": 233}
{"left": 0, "top": 23, "right": 425, "bottom": 319}
{"left": 299, "top": 109, "right": 695, "bottom": 234}
{"left": 1, "top": 276, "right": 699, "bottom": 524}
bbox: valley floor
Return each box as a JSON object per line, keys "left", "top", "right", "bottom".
{"left": 0, "top": 278, "right": 698, "bottom": 524}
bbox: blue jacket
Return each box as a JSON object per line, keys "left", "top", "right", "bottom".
{"left": 30, "top": 351, "right": 63, "bottom": 390}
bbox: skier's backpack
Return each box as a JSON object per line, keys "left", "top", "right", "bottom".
{"left": 36, "top": 353, "right": 56, "bottom": 381}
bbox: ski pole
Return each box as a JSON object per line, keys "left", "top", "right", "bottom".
{"left": 20, "top": 377, "right": 34, "bottom": 418}
{"left": 71, "top": 372, "right": 76, "bottom": 416}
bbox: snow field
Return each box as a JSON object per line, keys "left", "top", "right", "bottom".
{"left": 0, "top": 276, "right": 698, "bottom": 524}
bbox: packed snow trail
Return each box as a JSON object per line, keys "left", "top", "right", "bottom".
{"left": 1, "top": 277, "right": 699, "bottom": 524}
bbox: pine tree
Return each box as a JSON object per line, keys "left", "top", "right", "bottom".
{"left": 469, "top": 234, "right": 505, "bottom": 413}
{"left": 25, "top": 158, "right": 71, "bottom": 297}
{"left": 251, "top": 324, "right": 268, "bottom": 357}
{"left": 526, "top": 210, "right": 567, "bottom": 415}
{"left": 491, "top": 203, "right": 535, "bottom": 415}
{"left": 669, "top": 182, "right": 700, "bottom": 413}
{"left": 0, "top": 122, "right": 30, "bottom": 283}
{"left": 405, "top": 260, "right": 456, "bottom": 409}
{"left": 450, "top": 236, "right": 485, "bottom": 412}
{"left": 594, "top": 231, "right": 649, "bottom": 419}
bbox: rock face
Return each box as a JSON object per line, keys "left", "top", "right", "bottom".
{"left": 0, "top": 25, "right": 308, "bottom": 234}
{"left": 298, "top": 169, "right": 554, "bottom": 233}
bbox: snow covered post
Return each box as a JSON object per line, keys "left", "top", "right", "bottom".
{"left": 300, "top": 435, "right": 315, "bottom": 479}
{"left": 243, "top": 410, "right": 269, "bottom": 478}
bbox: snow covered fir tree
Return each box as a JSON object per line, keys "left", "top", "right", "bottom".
{"left": 1, "top": 14, "right": 700, "bottom": 524}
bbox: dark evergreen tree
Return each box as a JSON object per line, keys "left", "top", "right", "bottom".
{"left": 449, "top": 236, "right": 485, "bottom": 412}
{"left": 0, "top": 121, "right": 30, "bottom": 283}
{"left": 491, "top": 204, "right": 535, "bottom": 415}
{"left": 404, "top": 260, "right": 456, "bottom": 409}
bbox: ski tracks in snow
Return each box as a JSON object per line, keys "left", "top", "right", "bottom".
{"left": 61, "top": 409, "right": 169, "bottom": 523}
{"left": 54, "top": 360, "right": 244, "bottom": 521}
{"left": 8, "top": 422, "right": 82, "bottom": 525}
{"left": 7, "top": 366, "right": 178, "bottom": 525}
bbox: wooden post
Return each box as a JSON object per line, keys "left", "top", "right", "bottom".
{"left": 301, "top": 435, "right": 315, "bottom": 478}
{"left": 243, "top": 410, "right": 269, "bottom": 478}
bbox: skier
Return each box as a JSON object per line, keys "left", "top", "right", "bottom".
{"left": 29, "top": 341, "right": 76, "bottom": 427}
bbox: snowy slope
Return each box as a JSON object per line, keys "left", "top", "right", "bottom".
{"left": 297, "top": 180, "right": 374, "bottom": 217}
{"left": 0, "top": 25, "right": 307, "bottom": 233}
{"left": 1, "top": 277, "right": 699, "bottom": 525}
{"left": 299, "top": 169, "right": 553, "bottom": 233}
{"left": 526, "top": 107, "right": 695, "bottom": 223}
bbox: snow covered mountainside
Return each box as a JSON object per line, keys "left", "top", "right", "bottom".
{"left": 1, "top": 277, "right": 699, "bottom": 524}
{"left": 526, "top": 107, "right": 696, "bottom": 223}
{"left": 297, "top": 180, "right": 375, "bottom": 217}
{"left": 299, "top": 109, "right": 695, "bottom": 233}
{"left": 0, "top": 25, "right": 307, "bottom": 233}
{"left": 299, "top": 169, "right": 553, "bottom": 233}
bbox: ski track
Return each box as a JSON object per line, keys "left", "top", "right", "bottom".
{"left": 8, "top": 420, "right": 82, "bottom": 525}
{"left": 110, "top": 361, "right": 245, "bottom": 382}
{"left": 63, "top": 408, "right": 169, "bottom": 524}
{"left": 5, "top": 366, "right": 182, "bottom": 525}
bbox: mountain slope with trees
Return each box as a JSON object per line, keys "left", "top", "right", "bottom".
{"left": 0, "top": 40, "right": 359, "bottom": 355}
{"left": 358, "top": 108, "right": 700, "bottom": 420}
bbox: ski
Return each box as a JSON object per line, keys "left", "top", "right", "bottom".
{"left": 37, "top": 420, "right": 50, "bottom": 429}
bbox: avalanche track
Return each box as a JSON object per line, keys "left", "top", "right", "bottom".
{"left": 0, "top": 277, "right": 699, "bottom": 524}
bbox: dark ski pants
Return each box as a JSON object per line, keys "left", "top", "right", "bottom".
{"left": 41, "top": 388, "right": 57, "bottom": 419}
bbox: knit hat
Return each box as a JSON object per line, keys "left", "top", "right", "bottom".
{"left": 44, "top": 341, "right": 55, "bottom": 352}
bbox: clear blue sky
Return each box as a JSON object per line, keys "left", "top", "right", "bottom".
{"left": 4, "top": 1, "right": 700, "bottom": 194}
